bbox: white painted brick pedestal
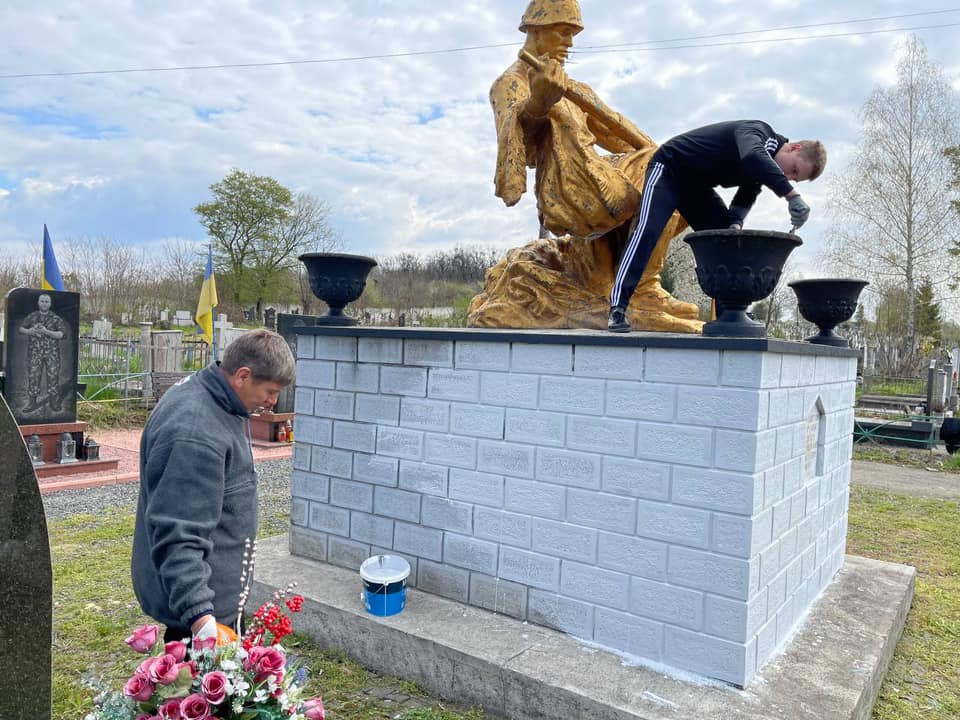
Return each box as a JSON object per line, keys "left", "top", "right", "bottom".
{"left": 289, "top": 328, "right": 858, "bottom": 687}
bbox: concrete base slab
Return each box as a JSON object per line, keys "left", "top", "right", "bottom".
{"left": 251, "top": 536, "right": 914, "bottom": 720}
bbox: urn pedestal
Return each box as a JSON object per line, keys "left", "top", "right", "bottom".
{"left": 298, "top": 253, "right": 378, "bottom": 326}
{"left": 684, "top": 229, "right": 802, "bottom": 339}
{"left": 789, "top": 278, "right": 869, "bottom": 348}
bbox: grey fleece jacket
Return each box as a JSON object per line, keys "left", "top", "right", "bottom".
{"left": 131, "top": 364, "right": 257, "bottom": 631}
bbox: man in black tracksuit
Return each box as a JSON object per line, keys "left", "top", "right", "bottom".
{"left": 608, "top": 120, "right": 826, "bottom": 332}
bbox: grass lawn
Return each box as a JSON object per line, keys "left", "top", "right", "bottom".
{"left": 51, "top": 487, "right": 957, "bottom": 719}
{"left": 845, "top": 486, "right": 960, "bottom": 719}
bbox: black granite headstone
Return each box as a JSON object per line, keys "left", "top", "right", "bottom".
{"left": 264, "top": 307, "right": 277, "bottom": 331}
{"left": 2, "top": 289, "right": 80, "bottom": 425}
{"left": 275, "top": 313, "right": 320, "bottom": 413}
{"left": 0, "top": 393, "right": 53, "bottom": 719}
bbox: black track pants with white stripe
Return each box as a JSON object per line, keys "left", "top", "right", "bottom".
{"left": 610, "top": 160, "right": 731, "bottom": 310}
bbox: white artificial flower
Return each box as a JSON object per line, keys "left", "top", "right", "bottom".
{"left": 220, "top": 659, "right": 239, "bottom": 671}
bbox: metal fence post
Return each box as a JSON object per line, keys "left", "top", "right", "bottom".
{"left": 140, "top": 322, "right": 153, "bottom": 402}
{"left": 124, "top": 339, "right": 132, "bottom": 409}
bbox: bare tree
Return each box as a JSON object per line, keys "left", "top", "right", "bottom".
{"left": 159, "top": 238, "right": 205, "bottom": 310}
{"left": 61, "top": 236, "right": 147, "bottom": 322}
{"left": 823, "top": 35, "right": 960, "bottom": 357}
{"left": 0, "top": 255, "right": 35, "bottom": 299}
{"left": 286, "top": 192, "right": 342, "bottom": 315}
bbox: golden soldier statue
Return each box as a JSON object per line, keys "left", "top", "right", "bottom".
{"left": 469, "top": 0, "right": 702, "bottom": 332}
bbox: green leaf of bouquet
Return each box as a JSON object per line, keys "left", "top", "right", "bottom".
{"left": 137, "top": 698, "right": 159, "bottom": 713}
{"left": 155, "top": 668, "right": 194, "bottom": 699}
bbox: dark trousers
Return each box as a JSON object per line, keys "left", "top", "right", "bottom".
{"left": 610, "top": 157, "right": 733, "bottom": 310}
{"left": 163, "top": 625, "right": 191, "bottom": 643}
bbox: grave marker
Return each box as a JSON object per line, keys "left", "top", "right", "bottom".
{"left": 0, "top": 392, "right": 53, "bottom": 719}
{"left": 2, "top": 289, "right": 80, "bottom": 425}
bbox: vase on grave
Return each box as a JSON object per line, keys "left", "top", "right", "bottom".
{"left": 788, "top": 278, "right": 869, "bottom": 348}
{"left": 684, "top": 229, "right": 802, "bottom": 338}
{"left": 298, "top": 253, "right": 378, "bottom": 326}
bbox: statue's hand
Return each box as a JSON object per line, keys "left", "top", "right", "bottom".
{"left": 526, "top": 56, "right": 566, "bottom": 119}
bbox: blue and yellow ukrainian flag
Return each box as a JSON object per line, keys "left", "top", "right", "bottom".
{"left": 195, "top": 246, "right": 218, "bottom": 346}
{"left": 41, "top": 224, "right": 65, "bottom": 291}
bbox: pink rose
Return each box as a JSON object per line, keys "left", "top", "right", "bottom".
{"left": 178, "top": 660, "right": 198, "bottom": 679}
{"left": 179, "top": 693, "right": 211, "bottom": 720}
{"left": 136, "top": 656, "right": 158, "bottom": 678}
{"left": 148, "top": 654, "right": 181, "bottom": 685}
{"left": 123, "top": 674, "right": 156, "bottom": 702}
{"left": 200, "top": 671, "right": 227, "bottom": 704}
{"left": 164, "top": 640, "right": 188, "bottom": 662}
{"left": 244, "top": 646, "right": 286, "bottom": 682}
{"left": 303, "top": 697, "right": 325, "bottom": 720}
{"left": 158, "top": 698, "right": 182, "bottom": 719}
{"left": 125, "top": 625, "right": 160, "bottom": 653}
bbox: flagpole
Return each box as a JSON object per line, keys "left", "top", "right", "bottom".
{"left": 210, "top": 243, "right": 218, "bottom": 365}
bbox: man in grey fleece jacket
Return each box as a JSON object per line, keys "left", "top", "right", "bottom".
{"left": 132, "top": 328, "right": 295, "bottom": 642}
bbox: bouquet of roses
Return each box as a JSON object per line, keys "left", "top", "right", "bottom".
{"left": 86, "top": 542, "right": 324, "bottom": 720}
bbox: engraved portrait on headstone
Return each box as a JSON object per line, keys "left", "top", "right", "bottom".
{"left": 2, "top": 288, "right": 80, "bottom": 425}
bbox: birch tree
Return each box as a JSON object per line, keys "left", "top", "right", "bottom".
{"left": 824, "top": 35, "right": 960, "bottom": 357}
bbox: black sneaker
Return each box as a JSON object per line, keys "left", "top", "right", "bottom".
{"left": 607, "top": 307, "right": 631, "bottom": 333}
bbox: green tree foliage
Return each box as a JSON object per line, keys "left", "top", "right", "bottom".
{"left": 194, "top": 169, "right": 337, "bottom": 319}
{"left": 915, "top": 278, "right": 942, "bottom": 345}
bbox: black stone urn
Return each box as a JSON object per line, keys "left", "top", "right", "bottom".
{"left": 788, "top": 278, "right": 868, "bottom": 347}
{"left": 684, "top": 229, "right": 802, "bottom": 338}
{"left": 299, "top": 253, "right": 378, "bottom": 326}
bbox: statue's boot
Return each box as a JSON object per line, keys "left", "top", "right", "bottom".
{"left": 627, "top": 309, "right": 703, "bottom": 334}
{"left": 629, "top": 232, "right": 701, "bottom": 321}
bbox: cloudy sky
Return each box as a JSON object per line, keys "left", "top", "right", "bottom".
{"left": 1, "top": 1, "right": 958, "bottom": 276}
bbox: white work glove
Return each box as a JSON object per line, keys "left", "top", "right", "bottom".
{"left": 191, "top": 615, "right": 218, "bottom": 645}
{"left": 788, "top": 195, "right": 810, "bottom": 228}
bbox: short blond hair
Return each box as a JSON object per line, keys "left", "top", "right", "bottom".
{"left": 796, "top": 140, "right": 827, "bottom": 181}
{"left": 221, "top": 328, "right": 295, "bottom": 386}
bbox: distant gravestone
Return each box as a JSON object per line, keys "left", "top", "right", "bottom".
{"left": 91, "top": 319, "right": 112, "bottom": 340}
{"left": 151, "top": 330, "right": 184, "bottom": 373}
{"left": 0, "top": 392, "right": 53, "bottom": 719}
{"left": 264, "top": 308, "right": 277, "bottom": 331}
{"left": 159, "top": 309, "right": 169, "bottom": 322}
{"left": 173, "top": 310, "right": 193, "bottom": 328}
{"left": 276, "top": 313, "right": 320, "bottom": 413}
{"left": 2, "top": 289, "right": 80, "bottom": 425}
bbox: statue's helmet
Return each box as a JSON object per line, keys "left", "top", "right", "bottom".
{"left": 519, "top": 0, "right": 584, "bottom": 34}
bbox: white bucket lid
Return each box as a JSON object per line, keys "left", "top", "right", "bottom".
{"left": 360, "top": 554, "right": 411, "bottom": 584}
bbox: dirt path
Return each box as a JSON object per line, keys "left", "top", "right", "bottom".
{"left": 852, "top": 460, "right": 960, "bottom": 500}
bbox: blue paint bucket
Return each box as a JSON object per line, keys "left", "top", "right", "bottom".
{"left": 360, "top": 555, "right": 410, "bottom": 617}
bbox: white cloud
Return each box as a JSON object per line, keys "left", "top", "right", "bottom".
{"left": 21, "top": 175, "right": 110, "bottom": 197}
{"left": 0, "top": 0, "right": 956, "bottom": 284}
